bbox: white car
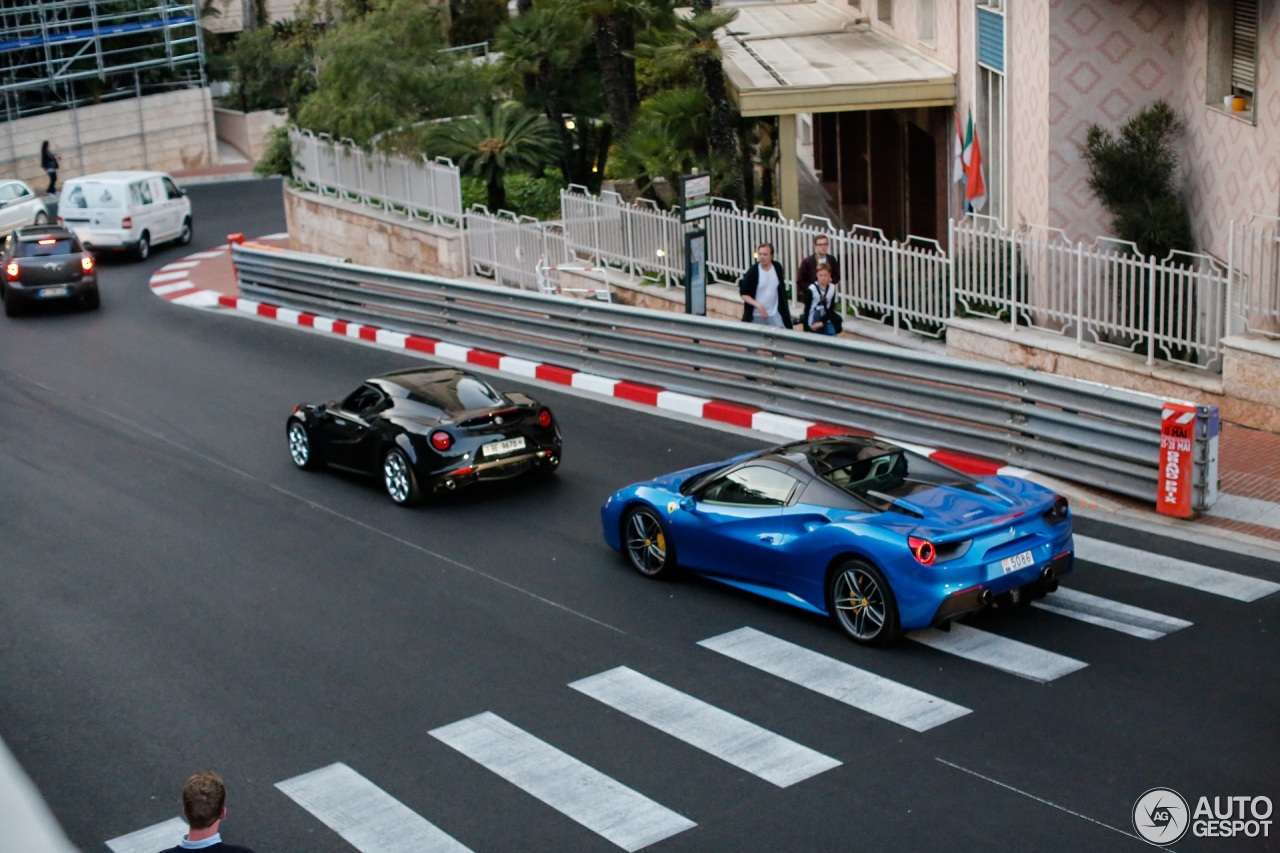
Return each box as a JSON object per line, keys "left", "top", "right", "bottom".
{"left": 57, "top": 170, "right": 192, "bottom": 260}
{"left": 0, "top": 180, "right": 50, "bottom": 236}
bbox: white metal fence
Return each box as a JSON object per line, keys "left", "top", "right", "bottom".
{"left": 290, "top": 128, "right": 464, "bottom": 227}
{"left": 464, "top": 206, "right": 566, "bottom": 291}
{"left": 1231, "top": 215, "right": 1280, "bottom": 338}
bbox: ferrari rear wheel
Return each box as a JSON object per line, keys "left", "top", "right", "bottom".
{"left": 383, "top": 448, "right": 422, "bottom": 506}
{"left": 287, "top": 420, "right": 322, "bottom": 470}
{"left": 828, "top": 559, "right": 900, "bottom": 645}
{"left": 623, "top": 506, "right": 674, "bottom": 578}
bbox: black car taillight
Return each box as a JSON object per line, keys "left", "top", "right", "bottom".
{"left": 1042, "top": 495, "right": 1070, "bottom": 525}
{"left": 5, "top": 261, "right": 17, "bottom": 280}
{"left": 538, "top": 408, "right": 553, "bottom": 428}
{"left": 429, "top": 430, "right": 453, "bottom": 451}
{"left": 81, "top": 255, "right": 94, "bottom": 273}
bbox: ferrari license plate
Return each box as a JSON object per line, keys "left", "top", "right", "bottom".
{"left": 1001, "top": 550, "right": 1035, "bottom": 574}
{"left": 38, "top": 286, "right": 69, "bottom": 298}
{"left": 482, "top": 436, "right": 526, "bottom": 457}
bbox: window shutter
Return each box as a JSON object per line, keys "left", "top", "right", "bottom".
{"left": 977, "top": 6, "right": 1005, "bottom": 73}
{"left": 1231, "top": 0, "right": 1258, "bottom": 93}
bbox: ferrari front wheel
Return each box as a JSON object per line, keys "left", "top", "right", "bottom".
{"left": 828, "top": 559, "right": 900, "bottom": 645}
{"left": 383, "top": 447, "right": 422, "bottom": 506}
{"left": 623, "top": 506, "right": 674, "bottom": 578}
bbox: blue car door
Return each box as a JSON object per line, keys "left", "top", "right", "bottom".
{"left": 675, "top": 464, "right": 801, "bottom": 583}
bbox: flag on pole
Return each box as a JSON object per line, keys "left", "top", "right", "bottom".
{"left": 953, "top": 110, "right": 966, "bottom": 185}
{"left": 964, "top": 108, "right": 987, "bottom": 212}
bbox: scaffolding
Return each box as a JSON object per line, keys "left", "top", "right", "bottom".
{"left": 0, "top": 1, "right": 204, "bottom": 121}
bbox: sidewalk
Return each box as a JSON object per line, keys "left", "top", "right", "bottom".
{"left": 148, "top": 234, "right": 1280, "bottom": 554}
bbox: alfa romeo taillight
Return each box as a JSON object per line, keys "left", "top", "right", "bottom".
{"left": 908, "top": 536, "right": 936, "bottom": 566}
{"left": 429, "top": 430, "right": 453, "bottom": 451}
{"left": 538, "top": 408, "right": 553, "bottom": 428}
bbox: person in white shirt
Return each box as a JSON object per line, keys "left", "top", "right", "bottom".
{"left": 738, "top": 242, "right": 792, "bottom": 328}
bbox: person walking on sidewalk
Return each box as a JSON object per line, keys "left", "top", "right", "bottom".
{"left": 803, "top": 265, "right": 841, "bottom": 336}
{"left": 739, "top": 242, "right": 792, "bottom": 328}
{"left": 157, "top": 770, "right": 254, "bottom": 853}
{"left": 40, "top": 141, "right": 59, "bottom": 195}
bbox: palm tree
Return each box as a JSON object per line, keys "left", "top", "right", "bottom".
{"left": 683, "top": 3, "right": 742, "bottom": 204}
{"left": 429, "top": 101, "right": 561, "bottom": 211}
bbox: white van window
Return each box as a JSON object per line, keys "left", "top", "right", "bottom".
{"left": 163, "top": 177, "right": 184, "bottom": 200}
{"left": 130, "top": 180, "right": 153, "bottom": 206}
{"left": 65, "top": 185, "right": 123, "bottom": 209}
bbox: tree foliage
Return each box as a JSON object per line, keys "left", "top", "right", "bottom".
{"left": 428, "top": 100, "right": 561, "bottom": 211}
{"left": 1080, "top": 100, "right": 1193, "bottom": 259}
{"left": 294, "top": 0, "right": 488, "bottom": 145}
{"left": 449, "top": 0, "right": 508, "bottom": 47}
{"left": 224, "top": 24, "right": 317, "bottom": 113}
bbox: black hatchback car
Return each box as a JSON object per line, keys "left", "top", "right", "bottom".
{"left": 1, "top": 225, "right": 99, "bottom": 316}
{"left": 287, "top": 367, "right": 563, "bottom": 505}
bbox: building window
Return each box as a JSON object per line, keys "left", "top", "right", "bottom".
{"left": 1208, "top": 0, "right": 1258, "bottom": 115}
{"left": 971, "top": 2, "right": 1006, "bottom": 224}
{"left": 878, "top": 0, "right": 893, "bottom": 25}
{"left": 918, "top": 0, "right": 935, "bottom": 43}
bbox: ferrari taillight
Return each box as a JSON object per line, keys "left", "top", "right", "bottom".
{"left": 538, "top": 408, "right": 553, "bottom": 428}
{"left": 81, "top": 255, "right": 94, "bottom": 273}
{"left": 4, "top": 261, "right": 17, "bottom": 280}
{"left": 429, "top": 430, "right": 453, "bottom": 451}
{"left": 908, "top": 536, "right": 936, "bottom": 566}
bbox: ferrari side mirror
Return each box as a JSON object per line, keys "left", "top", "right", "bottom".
{"left": 679, "top": 495, "right": 696, "bottom": 511}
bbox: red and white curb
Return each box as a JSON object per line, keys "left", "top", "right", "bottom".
{"left": 149, "top": 239, "right": 1029, "bottom": 479}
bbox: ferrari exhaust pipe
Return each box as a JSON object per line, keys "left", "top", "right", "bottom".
{"left": 1041, "top": 565, "right": 1056, "bottom": 581}
{"left": 978, "top": 589, "right": 992, "bottom": 606}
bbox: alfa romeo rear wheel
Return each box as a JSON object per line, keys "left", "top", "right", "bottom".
{"left": 287, "top": 420, "right": 322, "bottom": 470}
{"left": 623, "top": 506, "right": 674, "bottom": 578}
{"left": 828, "top": 559, "right": 900, "bottom": 645}
{"left": 383, "top": 448, "right": 421, "bottom": 506}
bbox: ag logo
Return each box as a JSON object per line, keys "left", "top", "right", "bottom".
{"left": 1133, "top": 787, "right": 1190, "bottom": 845}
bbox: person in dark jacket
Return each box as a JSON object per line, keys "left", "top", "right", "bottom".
{"left": 157, "top": 770, "right": 254, "bottom": 853}
{"left": 795, "top": 235, "right": 840, "bottom": 326}
{"left": 738, "top": 242, "right": 792, "bottom": 328}
{"left": 40, "top": 141, "right": 58, "bottom": 195}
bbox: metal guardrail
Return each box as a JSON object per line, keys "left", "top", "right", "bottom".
{"left": 231, "top": 242, "right": 1219, "bottom": 508}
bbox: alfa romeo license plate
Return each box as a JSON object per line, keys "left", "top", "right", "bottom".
{"left": 38, "top": 286, "right": 69, "bottom": 298}
{"left": 1001, "top": 550, "right": 1034, "bottom": 574}
{"left": 482, "top": 436, "right": 526, "bottom": 457}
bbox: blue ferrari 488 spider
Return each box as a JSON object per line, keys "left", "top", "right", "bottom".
{"left": 601, "top": 436, "right": 1074, "bottom": 645}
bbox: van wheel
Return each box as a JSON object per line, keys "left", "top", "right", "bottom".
{"left": 135, "top": 232, "right": 150, "bottom": 261}
{"left": 178, "top": 217, "right": 192, "bottom": 246}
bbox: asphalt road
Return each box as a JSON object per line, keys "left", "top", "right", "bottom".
{"left": 2, "top": 180, "right": 1277, "bottom": 852}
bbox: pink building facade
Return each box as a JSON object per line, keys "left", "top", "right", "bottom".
{"left": 824, "top": 0, "right": 1278, "bottom": 261}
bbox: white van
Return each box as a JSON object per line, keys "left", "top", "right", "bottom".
{"left": 57, "top": 171, "right": 192, "bottom": 260}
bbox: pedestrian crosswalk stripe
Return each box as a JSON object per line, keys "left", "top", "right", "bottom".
{"left": 429, "top": 712, "right": 695, "bottom": 851}
{"left": 275, "top": 762, "right": 473, "bottom": 853}
{"left": 1075, "top": 535, "right": 1280, "bottom": 601}
{"left": 1033, "top": 587, "right": 1193, "bottom": 639}
{"left": 106, "top": 816, "right": 188, "bottom": 853}
{"left": 570, "top": 666, "right": 841, "bottom": 787}
{"left": 907, "top": 624, "right": 1087, "bottom": 682}
{"left": 698, "top": 626, "right": 971, "bottom": 732}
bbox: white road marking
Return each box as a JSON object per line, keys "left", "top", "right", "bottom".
{"left": 570, "top": 666, "right": 841, "bottom": 787}
{"left": 572, "top": 373, "right": 619, "bottom": 395}
{"left": 498, "top": 355, "right": 541, "bottom": 377}
{"left": 375, "top": 329, "right": 408, "bottom": 348}
{"left": 429, "top": 712, "right": 695, "bottom": 851}
{"left": 1075, "top": 535, "right": 1280, "bottom": 601}
{"left": 654, "top": 390, "right": 709, "bottom": 417}
{"left": 151, "top": 280, "right": 194, "bottom": 295}
{"left": 1033, "top": 587, "right": 1192, "bottom": 639}
{"left": 105, "top": 817, "right": 187, "bottom": 853}
{"left": 149, "top": 270, "right": 190, "bottom": 284}
{"left": 312, "top": 316, "right": 334, "bottom": 333}
{"left": 184, "top": 249, "right": 225, "bottom": 259}
{"left": 158, "top": 260, "right": 200, "bottom": 271}
{"left": 907, "top": 624, "right": 1087, "bottom": 682}
{"left": 434, "top": 342, "right": 471, "bottom": 362}
{"left": 275, "top": 762, "right": 473, "bottom": 853}
{"left": 698, "top": 626, "right": 970, "bottom": 732}
{"left": 750, "top": 411, "right": 812, "bottom": 440}
{"left": 171, "top": 290, "right": 220, "bottom": 307}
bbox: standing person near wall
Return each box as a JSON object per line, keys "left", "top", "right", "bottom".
{"left": 157, "top": 770, "right": 254, "bottom": 853}
{"left": 795, "top": 235, "right": 840, "bottom": 328}
{"left": 40, "top": 141, "right": 58, "bottom": 195}
{"left": 739, "top": 242, "right": 792, "bottom": 328}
